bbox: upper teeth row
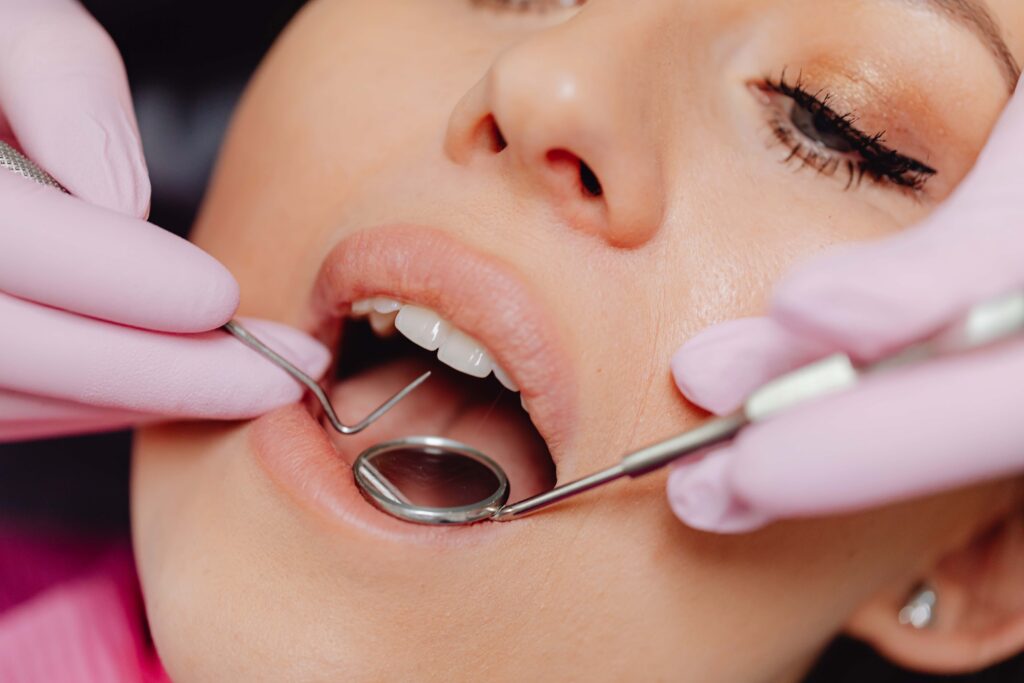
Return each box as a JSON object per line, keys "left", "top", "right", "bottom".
{"left": 351, "top": 297, "right": 520, "bottom": 393}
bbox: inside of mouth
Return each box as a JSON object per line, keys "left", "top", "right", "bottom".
{"left": 359, "top": 446, "right": 504, "bottom": 509}
{"left": 326, "top": 315, "right": 556, "bottom": 509}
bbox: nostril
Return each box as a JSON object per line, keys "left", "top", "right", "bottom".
{"left": 481, "top": 115, "right": 507, "bottom": 153}
{"left": 493, "top": 120, "right": 508, "bottom": 153}
{"left": 460, "top": 114, "right": 508, "bottom": 156}
{"left": 547, "top": 149, "right": 604, "bottom": 199}
{"left": 579, "top": 160, "right": 603, "bottom": 197}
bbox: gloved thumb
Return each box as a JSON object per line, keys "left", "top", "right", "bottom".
{"left": 670, "top": 316, "right": 827, "bottom": 415}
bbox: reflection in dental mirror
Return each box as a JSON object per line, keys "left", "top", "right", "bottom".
{"left": 362, "top": 447, "right": 499, "bottom": 507}
{"left": 354, "top": 437, "right": 509, "bottom": 524}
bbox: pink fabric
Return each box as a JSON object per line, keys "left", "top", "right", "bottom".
{"left": 0, "top": 526, "right": 168, "bottom": 682}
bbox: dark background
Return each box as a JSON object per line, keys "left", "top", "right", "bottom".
{"left": 0, "top": 2, "right": 1019, "bottom": 680}
{"left": 0, "top": 0, "right": 306, "bottom": 533}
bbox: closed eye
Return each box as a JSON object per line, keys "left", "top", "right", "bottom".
{"left": 754, "top": 71, "right": 937, "bottom": 195}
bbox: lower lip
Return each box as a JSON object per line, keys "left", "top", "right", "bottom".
{"left": 250, "top": 403, "right": 513, "bottom": 545}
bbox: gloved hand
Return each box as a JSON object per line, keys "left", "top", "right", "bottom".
{"left": 666, "top": 81, "right": 1024, "bottom": 533}
{"left": 0, "top": 0, "right": 329, "bottom": 442}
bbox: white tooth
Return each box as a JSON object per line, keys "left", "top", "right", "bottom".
{"left": 437, "top": 329, "right": 493, "bottom": 378}
{"left": 492, "top": 364, "right": 518, "bottom": 392}
{"left": 520, "top": 395, "right": 529, "bottom": 413}
{"left": 371, "top": 297, "right": 401, "bottom": 314}
{"left": 395, "top": 305, "right": 451, "bottom": 351}
{"left": 369, "top": 310, "right": 398, "bottom": 337}
{"left": 351, "top": 299, "right": 373, "bottom": 316}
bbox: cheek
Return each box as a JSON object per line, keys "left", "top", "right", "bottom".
{"left": 665, "top": 144, "right": 940, "bottom": 341}
{"left": 565, "top": 154, "right": 925, "bottom": 458}
{"left": 189, "top": 1, "right": 510, "bottom": 325}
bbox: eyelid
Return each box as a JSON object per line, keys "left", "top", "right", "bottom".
{"left": 752, "top": 76, "right": 937, "bottom": 195}
{"left": 471, "top": 0, "right": 585, "bottom": 12}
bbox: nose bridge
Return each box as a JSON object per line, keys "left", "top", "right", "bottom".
{"left": 488, "top": 3, "right": 634, "bottom": 145}
{"left": 482, "top": 3, "right": 671, "bottom": 248}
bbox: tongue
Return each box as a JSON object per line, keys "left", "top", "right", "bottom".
{"left": 321, "top": 357, "right": 554, "bottom": 503}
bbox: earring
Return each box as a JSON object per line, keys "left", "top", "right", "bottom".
{"left": 898, "top": 584, "right": 938, "bottom": 629}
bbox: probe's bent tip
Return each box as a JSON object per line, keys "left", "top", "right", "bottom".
{"left": 222, "top": 320, "right": 430, "bottom": 435}
{"left": 337, "top": 370, "right": 432, "bottom": 435}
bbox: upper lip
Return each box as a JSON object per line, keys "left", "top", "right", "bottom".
{"left": 306, "top": 224, "right": 579, "bottom": 467}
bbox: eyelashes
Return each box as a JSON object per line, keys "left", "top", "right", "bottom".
{"left": 756, "top": 71, "right": 937, "bottom": 194}
{"left": 471, "top": 0, "right": 586, "bottom": 12}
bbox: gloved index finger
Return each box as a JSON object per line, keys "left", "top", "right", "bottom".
{"left": 671, "top": 316, "right": 829, "bottom": 415}
{"left": 0, "top": 292, "right": 331, "bottom": 418}
{"left": 0, "top": 0, "right": 150, "bottom": 218}
{"left": 0, "top": 172, "right": 238, "bottom": 333}
{"left": 771, "top": 83, "right": 1024, "bottom": 361}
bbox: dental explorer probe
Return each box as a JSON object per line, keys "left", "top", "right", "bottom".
{"left": 221, "top": 320, "right": 430, "bottom": 434}
{"left": 351, "top": 288, "right": 1024, "bottom": 525}
{"left": 491, "top": 290, "right": 1024, "bottom": 520}
{"left": 0, "top": 140, "right": 429, "bottom": 434}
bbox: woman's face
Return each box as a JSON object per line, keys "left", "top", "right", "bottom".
{"left": 133, "top": 1, "right": 1023, "bottom": 681}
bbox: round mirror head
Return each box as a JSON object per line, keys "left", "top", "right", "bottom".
{"left": 353, "top": 436, "right": 510, "bottom": 525}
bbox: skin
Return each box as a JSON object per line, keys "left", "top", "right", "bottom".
{"left": 133, "top": 1, "right": 1024, "bottom": 681}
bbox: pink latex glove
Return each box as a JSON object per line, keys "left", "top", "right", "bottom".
{"left": 0, "top": 0, "right": 329, "bottom": 442}
{"left": 667, "top": 81, "right": 1024, "bottom": 533}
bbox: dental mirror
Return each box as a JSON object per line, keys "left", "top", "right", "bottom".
{"left": 353, "top": 410, "right": 750, "bottom": 525}
{"left": 354, "top": 437, "right": 510, "bottom": 524}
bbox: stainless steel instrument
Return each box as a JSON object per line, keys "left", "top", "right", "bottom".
{"left": 2, "top": 139, "right": 428, "bottom": 435}
{"left": 351, "top": 283, "right": 1024, "bottom": 524}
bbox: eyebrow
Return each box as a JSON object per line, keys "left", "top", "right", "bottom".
{"left": 900, "top": 0, "right": 1021, "bottom": 90}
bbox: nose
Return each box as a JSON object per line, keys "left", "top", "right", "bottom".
{"left": 444, "top": 16, "right": 665, "bottom": 248}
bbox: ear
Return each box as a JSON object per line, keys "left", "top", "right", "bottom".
{"left": 845, "top": 510, "right": 1024, "bottom": 675}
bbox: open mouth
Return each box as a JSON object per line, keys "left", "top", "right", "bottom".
{"left": 250, "top": 226, "right": 578, "bottom": 537}
{"left": 298, "top": 225, "right": 579, "bottom": 516}
{"left": 321, "top": 297, "right": 556, "bottom": 504}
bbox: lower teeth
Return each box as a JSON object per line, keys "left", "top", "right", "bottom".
{"left": 368, "top": 310, "right": 398, "bottom": 337}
